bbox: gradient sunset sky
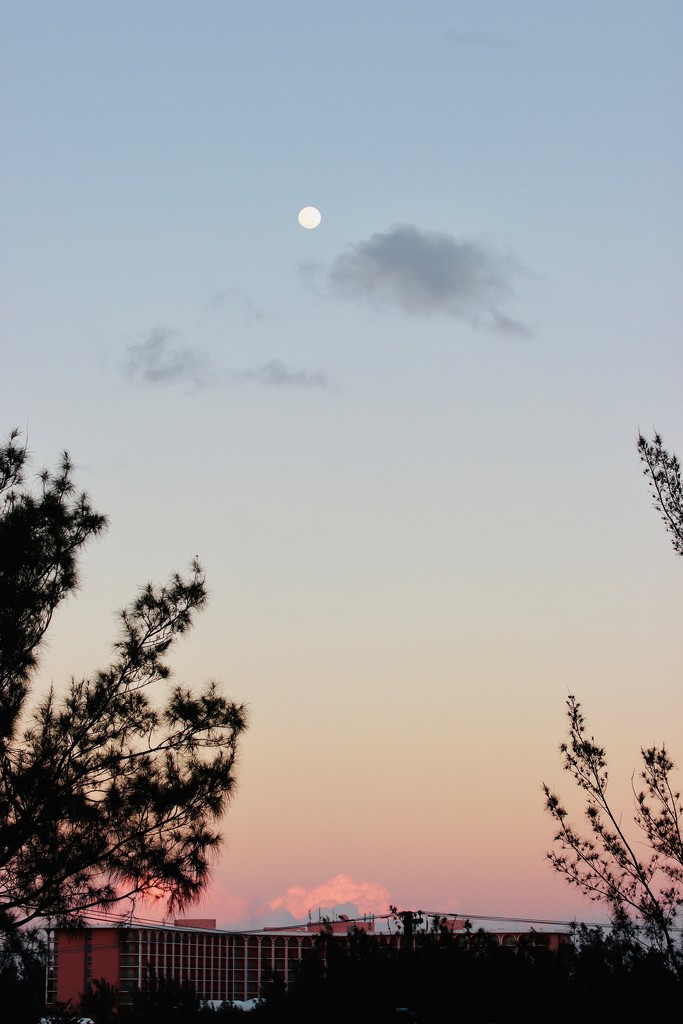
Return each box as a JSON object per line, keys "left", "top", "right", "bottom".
{"left": 2, "top": 1, "right": 682, "bottom": 928}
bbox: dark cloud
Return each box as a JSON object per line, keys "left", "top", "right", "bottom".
{"left": 236, "top": 359, "right": 329, "bottom": 388}
{"left": 328, "top": 224, "right": 531, "bottom": 335}
{"left": 124, "top": 329, "right": 210, "bottom": 387}
{"left": 123, "top": 330, "right": 329, "bottom": 390}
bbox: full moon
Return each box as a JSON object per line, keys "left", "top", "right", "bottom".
{"left": 298, "top": 206, "right": 322, "bottom": 229}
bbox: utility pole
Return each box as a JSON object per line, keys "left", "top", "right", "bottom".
{"left": 391, "top": 908, "right": 423, "bottom": 952}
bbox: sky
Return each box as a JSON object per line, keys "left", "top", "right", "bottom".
{"left": 1, "top": 0, "right": 682, "bottom": 929}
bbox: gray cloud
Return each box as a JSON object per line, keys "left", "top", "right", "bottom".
{"left": 236, "top": 359, "right": 329, "bottom": 388}
{"left": 124, "top": 329, "right": 210, "bottom": 387}
{"left": 123, "top": 330, "right": 329, "bottom": 390}
{"left": 204, "top": 286, "right": 267, "bottom": 321}
{"left": 328, "top": 224, "right": 531, "bottom": 335}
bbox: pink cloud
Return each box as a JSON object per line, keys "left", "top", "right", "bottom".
{"left": 269, "top": 874, "right": 392, "bottom": 919}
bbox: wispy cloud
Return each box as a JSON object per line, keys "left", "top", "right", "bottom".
{"left": 328, "top": 224, "right": 531, "bottom": 335}
{"left": 269, "top": 874, "right": 392, "bottom": 920}
{"left": 123, "top": 329, "right": 329, "bottom": 390}
{"left": 124, "top": 329, "right": 210, "bottom": 387}
{"left": 236, "top": 359, "right": 328, "bottom": 388}
{"left": 204, "top": 286, "right": 267, "bottom": 322}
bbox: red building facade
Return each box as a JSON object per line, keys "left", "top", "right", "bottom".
{"left": 47, "top": 916, "right": 569, "bottom": 1008}
{"left": 47, "top": 920, "right": 322, "bottom": 1006}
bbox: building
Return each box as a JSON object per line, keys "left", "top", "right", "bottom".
{"left": 46, "top": 915, "right": 570, "bottom": 1008}
{"left": 47, "top": 917, "right": 359, "bottom": 1007}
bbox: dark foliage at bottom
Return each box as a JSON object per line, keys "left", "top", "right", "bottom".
{"left": 9, "top": 921, "right": 683, "bottom": 1023}
{"left": 251, "top": 924, "right": 682, "bottom": 1024}
{"left": 0, "top": 922, "right": 46, "bottom": 1024}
